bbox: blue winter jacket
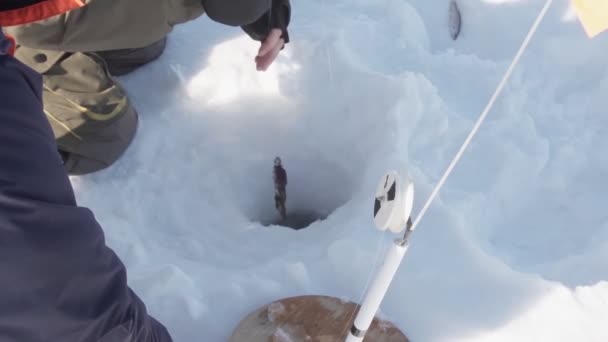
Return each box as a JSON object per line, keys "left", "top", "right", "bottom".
{"left": 0, "top": 31, "right": 172, "bottom": 342}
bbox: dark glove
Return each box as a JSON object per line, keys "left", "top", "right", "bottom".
{"left": 241, "top": 0, "right": 291, "bottom": 45}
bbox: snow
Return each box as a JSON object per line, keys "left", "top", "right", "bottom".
{"left": 273, "top": 327, "right": 295, "bottom": 342}
{"left": 268, "top": 302, "right": 286, "bottom": 323}
{"left": 70, "top": 0, "right": 608, "bottom": 341}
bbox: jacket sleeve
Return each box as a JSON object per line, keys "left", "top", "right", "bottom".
{"left": 0, "top": 53, "right": 171, "bottom": 342}
{"left": 201, "top": 0, "right": 270, "bottom": 26}
{"left": 201, "top": 0, "right": 291, "bottom": 43}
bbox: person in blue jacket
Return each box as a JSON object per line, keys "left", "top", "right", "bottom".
{"left": 0, "top": 2, "right": 171, "bottom": 341}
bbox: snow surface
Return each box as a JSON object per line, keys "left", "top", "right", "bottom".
{"left": 71, "top": 0, "right": 608, "bottom": 341}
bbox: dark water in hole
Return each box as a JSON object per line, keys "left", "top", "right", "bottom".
{"left": 261, "top": 210, "right": 328, "bottom": 230}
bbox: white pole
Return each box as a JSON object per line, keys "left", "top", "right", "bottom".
{"left": 345, "top": 1, "right": 554, "bottom": 341}
{"left": 345, "top": 240, "right": 408, "bottom": 342}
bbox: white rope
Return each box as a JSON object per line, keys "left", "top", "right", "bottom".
{"left": 339, "top": 2, "right": 554, "bottom": 340}
{"left": 409, "top": 0, "right": 554, "bottom": 233}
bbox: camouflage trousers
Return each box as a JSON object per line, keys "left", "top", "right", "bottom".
{"left": 14, "top": 38, "right": 167, "bottom": 175}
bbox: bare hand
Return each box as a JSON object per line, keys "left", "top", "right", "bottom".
{"left": 255, "top": 29, "right": 284, "bottom": 71}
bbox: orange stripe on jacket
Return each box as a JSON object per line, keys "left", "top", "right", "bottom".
{"left": 0, "top": 0, "right": 85, "bottom": 27}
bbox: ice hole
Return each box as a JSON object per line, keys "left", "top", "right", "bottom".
{"left": 246, "top": 157, "right": 355, "bottom": 230}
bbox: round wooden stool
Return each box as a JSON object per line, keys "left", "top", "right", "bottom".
{"left": 229, "top": 295, "right": 409, "bottom": 342}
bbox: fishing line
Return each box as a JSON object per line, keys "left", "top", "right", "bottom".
{"left": 407, "top": 0, "right": 555, "bottom": 236}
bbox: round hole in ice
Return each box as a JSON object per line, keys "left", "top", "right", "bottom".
{"left": 261, "top": 210, "right": 328, "bottom": 230}
{"left": 244, "top": 157, "right": 355, "bottom": 230}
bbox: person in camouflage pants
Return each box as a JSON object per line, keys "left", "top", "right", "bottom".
{"left": 5, "top": 0, "right": 291, "bottom": 175}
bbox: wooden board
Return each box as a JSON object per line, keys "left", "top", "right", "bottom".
{"left": 230, "top": 295, "right": 409, "bottom": 342}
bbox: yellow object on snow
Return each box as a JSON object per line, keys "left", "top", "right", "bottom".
{"left": 572, "top": 0, "right": 608, "bottom": 38}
